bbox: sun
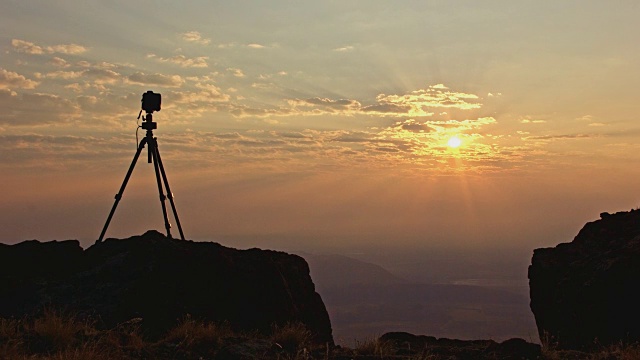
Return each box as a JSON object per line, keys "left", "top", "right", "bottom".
{"left": 447, "top": 136, "right": 462, "bottom": 148}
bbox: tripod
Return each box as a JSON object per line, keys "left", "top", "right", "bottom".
{"left": 97, "top": 112, "right": 185, "bottom": 242}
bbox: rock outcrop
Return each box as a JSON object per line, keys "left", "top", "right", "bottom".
{"left": 380, "top": 332, "right": 541, "bottom": 359}
{"left": 0, "top": 230, "right": 333, "bottom": 344}
{"left": 529, "top": 209, "right": 640, "bottom": 349}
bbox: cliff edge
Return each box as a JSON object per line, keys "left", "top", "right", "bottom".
{"left": 529, "top": 209, "right": 640, "bottom": 349}
{"left": 0, "top": 230, "right": 333, "bottom": 344}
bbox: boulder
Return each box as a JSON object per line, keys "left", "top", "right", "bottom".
{"left": 529, "top": 209, "right": 640, "bottom": 349}
{"left": 0, "top": 230, "right": 333, "bottom": 344}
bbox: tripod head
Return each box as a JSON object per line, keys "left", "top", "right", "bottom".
{"left": 140, "top": 90, "right": 161, "bottom": 130}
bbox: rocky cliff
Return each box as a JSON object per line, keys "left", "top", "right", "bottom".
{"left": 529, "top": 209, "right": 640, "bottom": 349}
{"left": 0, "top": 230, "right": 333, "bottom": 344}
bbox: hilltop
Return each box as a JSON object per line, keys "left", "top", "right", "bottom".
{"left": 0, "top": 230, "right": 332, "bottom": 344}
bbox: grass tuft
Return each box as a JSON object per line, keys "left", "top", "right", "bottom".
{"left": 29, "top": 309, "right": 95, "bottom": 354}
{"left": 353, "top": 337, "right": 394, "bottom": 358}
{"left": 159, "top": 314, "right": 232, "bottom": 358}
{"left": 271, "top": 322, "right": 312, "bottom": 356}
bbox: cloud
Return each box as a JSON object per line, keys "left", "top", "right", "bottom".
{"left": 247, "top": 43, "right": 266, "bottom": 49}
{"left": 126, "top": 72, "right": 184, "bottom": 87}
{"left": 82, "top": 68, "right": 121, "bottom": 84}
{"left": 11, "top": 39, "right": 88, "bottom": 55}
{"left": 360, "top": 103, "right": 414, "bottom": 115}
{"left": 230, "top": 105, "right": 293, "bottom": 118}
{"left": 217, "top": 43, "right": 236, "bottom": 49}
{"left": 231, "top": 84, "right": 484, "bottom": 120}
{"left": 11, "top": 39, "right": 45, "bottom": 54}
{"left": 147, "top": 54, "right": 209, "bottom": 68}
{"left": 0, "top": 89, "right": 79, "bottom": 125}
{"left": 333, "top": 45, "right": 354, "bottom": 52}
{"left": 227, "top": 68, "right": 245, "bottom": 78}
{"left": 169, "top": 83, "right": 231, "bottom": 104}
{"left": 194, "top": 83, "right": 231, "bottom": 101}
{"left": 576, "top": 115, "right": 593, "bottom": 122}
{"left": 65, "top": 83, "right": 84, "bottom": 92}
{"left": 47, "top": 44, "right": 87, "bottom": 55}
{"left": 49, "top": 57, "right": 70, "bottom": 68}
{"left": 520, "top": 118, "right": 546, "bottom": 124}
{"left": 332, "top": 131, "right": 377, "bottom": 143}
{"left": 76, "top": 60, "right": 119, "bottom": 70}
{"left": 214, "top": 129, "right": 403, "bottom": 164}
{"left": 288, "top": 98, "right": 362, "bottom": 113}
{"left": 41, "top": 71, "right": 84, "bottom": 80}
{"left": 251, "top": 82, "right": 276, "bottom": 90}
{"left": 185, "top": 73, "right": 220, "bottom": 82}
{"left": 74, "top": 92, "right": 139, "bottom": 116}
{"left": 524, "top": 134, "right": 594, "bottom": 141}
{"left": 181, "top": 31, "right": 211, "bottom": 45}
{"left": 426, "top": 117, "right": 497, "bottom": 131}
{"left": 39, "top": 68, "right": 121, "bottom": 85}
{"left": 163, "top": 130, "right": 328, "bottom": 166}
{"left": 0, "top": 133, "right": 138, "bottom": 170}
{"left": 376, "top": 84, "right": 481, "bottom": 111}
{"left": 395, "top": 119, "right": 435, "bottom": 133}
{"left": 213, "top": 132, "right": 242, "bottom": 139}
{"left": 273, "top": 131, "right": 313, "bottom": 139}
{"left": 0, "top": 69, "right": 39, "bottom": 89}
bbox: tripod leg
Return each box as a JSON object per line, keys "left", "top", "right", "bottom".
{"left": 154, "top": 142, "right": 186, "bottom": 241}
{"left": 98, "top": 138, "right": 148, "bottom": 242}
{"left": 150, "top": 138, "right": 173, "bottom": 238}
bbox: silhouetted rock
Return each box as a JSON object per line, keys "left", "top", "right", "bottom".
{"left": 0, "top": 239, "right": 84, "bottom": 282}
{"left": 485, "top": 338, "right": 542, "bottom": 360}
{"left": 529, "top": 209, "right": 640, "bottom": 349}
{"left": 380, "top": 332, "right": 541, "bottom": 359}
{"left": 0, "top": 239, "right": 85, "bottom": 315}
{"left": 0, "top": 231, "right": 333, "bottom": 344}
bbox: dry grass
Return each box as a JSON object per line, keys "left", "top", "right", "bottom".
{"left": 353, "top": 337, "right": 395, "bottom": 358}
{"left": 38, "top": 343, "right": 114, "bottom": 360}
{"left": 97, "top": 318, "right": 146, "bottom": 358}
{"left": 540, "top": 331, "right": 640, "bottom": 360}
{"left": 544, "top": 342, "right": 640, "bottom": 360}
{"left": 0, "top": 318, "right": 24, "bottom": 359}
{"left": 159, "top": 314, "right": 232, "bottom": 358}
{"left": 29, "top": 309, "right": 96, "bottom": 353}
{"left": 596, "top": 343, "right": 640, "bottom": 360}
{"left": 0, "top": 311, "right": 143, "bottom": 359}
{"left": 7, "top": 310, "right": 640, "bottom": 359}
{"left": 271, "top": 322, "right": 313, "bottom": 357}
{"left": 0, "top": 312, "right": 318, "bottom": 359}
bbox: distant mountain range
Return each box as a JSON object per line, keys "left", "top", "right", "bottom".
{"left": 298, "top": 252, "right": 405, "bottom": 291}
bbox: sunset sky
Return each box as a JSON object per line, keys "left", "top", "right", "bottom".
{"left": 1, "top": 1, "right": 640, "bottom": 253}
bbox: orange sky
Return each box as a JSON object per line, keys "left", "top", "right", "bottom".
{"left": 1, "top": 2, "right": 640, "bottom": 251}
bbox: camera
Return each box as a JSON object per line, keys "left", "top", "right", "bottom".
{"left": 141, "top": 90, "right": 161, "bottom": 113}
